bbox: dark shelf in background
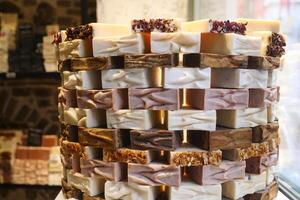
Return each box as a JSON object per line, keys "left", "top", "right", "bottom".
{"left": 0, "top": 71, "right": 60, "bottom": 80}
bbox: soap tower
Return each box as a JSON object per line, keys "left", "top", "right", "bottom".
{"left": 56, "top": 18, "right": 284, "bottom": 199}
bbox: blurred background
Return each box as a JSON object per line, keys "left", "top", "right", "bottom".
{"left": 0, "top": 0, "right": 299, "bottom": 199}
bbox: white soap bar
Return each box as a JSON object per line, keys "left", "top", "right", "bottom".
{"left": 201, "top": 33, "right": 261, "bottom": 56}
{"left": 106, "top": 110, "right": 153, "bottom": 130}
{"left": 67, "top": 171, "right": 105, "bottom": 196}
{"left": 105, "top": 181, "right": 157, "bottom": 200}
{"left": 222, "top": 172, "right": 267, "bottom": 199}
{"left": 266, "top": 166, "right": 276, "bottom": 185}
{"left": 90, "top": 23, "right": 131, "bottom": 37}
{"left": 164, "top": 67, "right": 210, "bottom": 88}
{"left": 93, "top": 33, "right": 144, "bottom": 57}
{"left": 217, "top": 108, "right": 267, "bottom": 128}
{"left": 102, "top": 68, "right": 154, "bottom": 88}
{"left": 236, "top": 18, "right": 280, "bottom": 33}
{"left": 211, "top": 69, "right": 268, "bottom": 88}
{"left": 62, "top": 71, "right": 80, "bottom": 90}
{"left": 267, "top": 69, "right": 278, "bottom": 87}
{"left": 151, "top": 32, "right": 200, "bottom": 53}
{"left": 169, "top": 181, "right": 222, "bottom": 200}
{"left": 167, "top": 110, "right": 216, "bottom": 130}
{"left": 248, "top": 31, "right": 272, "bottom": 56}
{"left": 267, "top": 104, "right": 278, "bottom": 123}
{"left": 182, "top": 19, "right": 210, "bottom": 32}
{"left": 57, "top": 38, "right": 92, "bottom": 60}
{"left": 77, "top": 70, "right": 102, "bottom": 90}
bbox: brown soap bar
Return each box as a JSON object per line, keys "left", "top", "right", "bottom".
{"left": 243, "top": 180, "right": 278, "bottom": 200}
{"left": 186, "top": 88, "right": 249, "bottom": 110}
{"left": 81, "top": 159, "right": 127, "bottom": 181}
{"left": 249, "top": 88, "right": 278, "bottom": 108}
{"left": 70, "top": 56, "right": 123, "bottom": 71}
{"left": 61, "top": 178, "right": 83, "bottom": 200}
{"left": 188, "top": 160, "right": 246, "bottom": 185}
{"left": 222, "top": 143, "right": 269, "bottom": 161}
{"left": 130, "top": 129, "right": 181, "bottom": 151}
{"left": 59, "top": 59, "right": 71, "bottom": 71}
{"left": 103, "top": 148, "right": 153, "bottom": 164}
{"left": 58, "top": 87, "right": 78, "bottom": 108}
{"left": 79, "top": 127, "right": 128, "bottom": 149}
{"left": 248, "top": 55, "right": 280, "bottom": 70}
{"left": 252, "top": 122, "right": 279, "bottom": 143}
{"left": 124, "top": 53, "right": 178, "bottom": 68}
{"left": 182, "top": 53, "right": 248, "bottom": 68}
{"left": 83, "top": 193, "right": 105, "bottom": 200}
{"left": 128, "top": 163, "right": 181, "bottom": 187}
{"left": 128, "top": 88, "right": 179, "bottom": 110}
{"left": 61, "top": 140, "right": 82, "bottom": 155}
{"left": 77, "top": 89, "right": 128, "bottom": 110}
{"left": 187, "top": 128, "right": 252, "bottom": 151}
{"left": 61, "top": 124, "right": 78, "bottom": 142}
{"left": 246, "top": 152, "right": 278, "bottom": 174}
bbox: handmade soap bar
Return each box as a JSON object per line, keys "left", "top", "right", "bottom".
{"left": 188, "top": 160, "right": 246, "bottom": 185}
{"left": 80, "top": 159, "right": 127, "bottom": 181}
{"left": 248, "top": 88, "right": 278, "bottom": 108}
{"left": 211, "top": 69, "right": 268, "bottom": 88}
{"left": 267, "top": 105, "right": 277, "bottom": 123}
{"left": 70, "top": 56, "right": 123, "bottom": 71}
{"left": 90, "top": 23, "right": 130, "bottom": 37}
{"left": 246, "top": 154, "right": 278, "bottom": 174}
{"left": 243, "top": 180, "right": 278, "bottom": 200}
{"left": 61, "top": 178, "right": 83, "bottom": 199}
{"left": 124, "top": 53, "right": 178, "bottom": 68}
{"left": 163, "top": 67, "right": 211, "bottom": 88}
{"left": 186, "top": 88, "right": 249, "bottom": 110}
{"left": 77, "top": 70, "right": 102, "bottom": 90}
{"left": 105, "top": 181, "right": 158, "bottom": 200}
{"left": 169, "top": 181, "right": 222, "bottom": 200}
{"left": 102, "top": 68, "right": 159, "bottom": 88}
{"left": 182, "top": 19, "right": 210, "bottom": 32}
{"left": 77, "top": 89, "right": 128, "bottom": 110}
{"left": 166, "top": 110, "right": 216, "bottom": 130}
{"left": 130, "top": 129, "right": 181, "bottom": 151}
{"left": 217, "top": 108, "right": 267, "bottom": 128}
{"left": 83, "top": 194, "right": 105, "bottom": 200}
{"left": 106, "top": 110, "right": 153, "bottom": 130}
{"left": 222, "top": 143, "right": 269, "bottom": 161}
{"left": 67, "top": 171, "right": 105, "bottom": 196}
{"left": 128, "top": 88, "right": 179, "bottom": 110}
{"left": 267, "top": 70, "right": 278, "bottom": 87}
{"left": 169, "top": 145, "right": 222, "bottom": 166}
{"left": 62, "top": 71, "right": 80, "bottom": 90}
{"left": 103, "top": 148, "right": 154, "bottom": 164}
{"left": 248, "top": 56, "right": 280, "bottom": 70}
{"left": 58, "top": 87, "right": 77, "bottom": 108}
{"left": 78, "top": 127, "right": 125, "bottom": 149}
{"left": 57, "top": 38, "right": 92, "bottom": 60}
{"left": 128, "top": 163, "right": 181, "bottom": 186}
{"left": 236, "top": 18, "right": 280, "bottom": 33}
{"left": 252, "top": 122, "right": 279, "bottom": 143}
{"left": 187, "top": 127, "right": 252, "bottom": 151}
{"left": 222, "top": 172, "right": 267, "bottom": 199}
{"left": 200, "top": 33, "right": 261, "bottom": 56}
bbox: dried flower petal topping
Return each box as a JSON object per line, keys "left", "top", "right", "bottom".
{"left": 131, "top": 19, "right": 178, "bottom": 33}
{"left": 65, "top": 24, "right": 93, "bottom": 41}
{"left": 52, "top": 32, "right": 62, "bottom": 44}
{"left": 266, "top": 33, "right": 286, "bottom": 57}
{"left": 209, "top": 20, "right": 247, "bottom": 35}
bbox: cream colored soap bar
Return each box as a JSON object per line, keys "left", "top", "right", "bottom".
{"left": 169, "top": 181, "right": 222, "bottom": 200}
{"left": 90, "top": 23, "right": 131, "bottom": 37}
{"left": 106, "top": 110, "right": 154, "bottom": 130}
{"left": 102, "top": 68, "right": 157, "bottom": 88}
{"left": 62, "top": 71, "right": 80, "bottom": 90}
{"left": 182, "top": 19, "right": 210, "bottom": 32}
{"left": 217, "top": 108, "right": 267, "bottom": 128}
{"left": 222, "top": 172, "right": 267, "bottom": 199}
{"left": 267, "top": 105, "right": 278, "bottom": 123}
{"left": 248, "top": 31, "right": 272, "bottom": 56}
{"left": 167, "top": 110, "right": 216, "bottom": 130}
{"left": 201, "top": 33, "right": 261, "bottom": 56}
{"left": 105, "top": 181, "right": 158, "bottom": 200}
{"left": 151, "top": 32, "right": 200, "bottom": 53}
{"left": 62, "top": 70, "right": 102, "bottom": 90}
{"left": 268, "top": 69, "right": 278, "bottom": 87}
{"left": 164, "top": 67, "right": 210, "bottom": 88}
{"left": 211, "top": 69, "right": 268, "bottom": 88}
{"left": 236, "top": 18, "right": 280, "bottom": 33}
{"left": 67, "top": 171, "right": 105, "bottom": 196}
{"left": 93, "top": 33, "right": 144, "bottom": 57}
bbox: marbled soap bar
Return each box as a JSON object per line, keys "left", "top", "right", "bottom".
{"left": 252, "top": 122, "right": 279, "bottom": 143}
{"left": 60, "top": 124, "right": 78, "bottom": 142}
{"left": 187, "top": 128, "right": 252, "bottom": 151}
{"left": 248, "top": 56, "right": 280, "bottom": 70}
{"left": 128, "top": 163, "right": 181, "bottom": 186}
{"left": 245, "top": 154, "right": 278, "bottom": 175}
{"left": 211, "top": 69, "right": 268, "bottom": 88}
{"left": 124, "top": 53, "right": 178, "bottom": 68}
{"left": 61, "top": 178, "right": 83, "bottom": 199}
{"left": 186, "top": 88, "right": 249, "bottom": 110}
{"left": 77, "top": 89, "right": 128, "bottom": 110}
{"left": 222, "top": 172, "right": 267, "bottom": 200}
{"left": 80, "top": 159, "right": 127, "bottom": 181}
{"left": 169, "top": 181, "right": 222, "bottom": 200}
{"left": 106, "top": 110, "right": 154, "bottom": 130}
{"left": 167, "top": 110, "right": 216, "bottom": 130}
{"left": 101, "top": 68, "right": 159, "bottom": 88}
{"left": 217, "top": 108, "right": 267, "bottom": 128}
{"left": 163, "top": 67, "right": 211, "bottom": 88}
{"left": 105, "top": 181, "right": 158, "bottom": 200}
{"left": 243, "top": 180, "right": 278, "bottom": 200}
{"left": 103, "top": 148, "right": 154, "bottom": 164}
{"left": 188, "top": 160, "right": 246, "bottom": 185}
{"left": 62, "top": 71, "right": 80, "bottom": 90}
{"left": 169, "top": 145, "right": 222, "bottom": 166}
{"left": 248, "top": 88, "right": 278, "bottom": 108}
{"left": 222, "top": 143, "right": 269, "bottom": 161}
{"left": 70, "top": 56, "right": 122, "bottom": 71}
{"left": 58, "top": 87, "right": 77, "bottom": 108}
{"left": 78, "top": 127, "right": 126, "bottom": 149}
{"left": 128, "top": 88, "right": 179, "bottom": 110}
{"left": 130, "top": 129, "right": 181, "bottom": 151}
{"left": 83, "top": 193, "right": 105, "bottom": 200}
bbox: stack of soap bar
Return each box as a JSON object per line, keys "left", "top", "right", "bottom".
{"left": 57, "top": 18, "right": 283, "bottom": 200}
